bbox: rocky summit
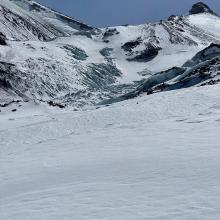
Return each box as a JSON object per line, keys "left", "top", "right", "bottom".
{"left": 189, "top": 2, "right": 216, "bottom": 15}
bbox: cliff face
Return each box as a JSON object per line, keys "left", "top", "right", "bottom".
{"left": 189, "top": 2, "right": 216, "bottom": 15}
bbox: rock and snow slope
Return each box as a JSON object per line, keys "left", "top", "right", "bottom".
{"left": 0, "top": 0, "right": 95, "bottom": 40}
{"left": 0, "top": 1, "right": 220, "bottom": 108}
{"left": 101, "top": 44, "right": 220, "bottom": 104}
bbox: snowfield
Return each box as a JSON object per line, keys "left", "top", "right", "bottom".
{"left": 1, "top": 85, "right": 220, "bottom": 220}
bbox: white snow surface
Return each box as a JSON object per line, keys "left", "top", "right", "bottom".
{"left": 188, "top": 13, "right": 220, "bottom": 39}
{"left": 1, "top": 85, "right": 220, "bottom": 220}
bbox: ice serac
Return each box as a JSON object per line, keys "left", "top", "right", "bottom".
{"left": 189, "top": 2, "right": 217, "bottom": 15}
{"left": 100, "top": 43, "right": 220, "bottom": 105}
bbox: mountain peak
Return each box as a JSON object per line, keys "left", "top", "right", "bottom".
{"left": 189, "top": 2, "right": 216, "bottom": 15}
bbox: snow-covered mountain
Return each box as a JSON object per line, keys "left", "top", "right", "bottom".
{"left": 0, "top": 1, "right": 220, "bottom": 109}
{"left": 1, "top": 2, "right": 220, "bottom": 219}
{"left": 0, "top": 0, "right": 95, "bottom": 40}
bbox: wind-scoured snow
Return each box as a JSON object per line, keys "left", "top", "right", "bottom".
{"left": 188, "top": 13, "right": 220, "bottom": 38}
{"left": 1, "top": 85, "right": 220, "bottom": 220}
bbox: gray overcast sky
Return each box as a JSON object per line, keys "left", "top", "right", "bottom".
{"left": 36, "top": 0, "right": 220, "bottom": 27}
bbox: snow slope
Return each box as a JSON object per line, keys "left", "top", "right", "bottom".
{"left": 1, "top": 85, "right": 220, "bottom": 219}
{"left": 0, "top": 0, "right": 95, "bottom": 40}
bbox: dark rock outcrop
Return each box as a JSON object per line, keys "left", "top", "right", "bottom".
{"left": 63, "top": 45, "right": 88, "bottom": 61}
{"left": 0, "top": 32, "right": 7, "bottom": 45}
{"left": 168, "top": 15, "right": 177, "bottom": 21}
{"left": 103, "top": 28, "right": 119, "bottom": 42}
{"left": 127, "top": 43, "right": 161, "bottom": 62}
{"left": 0, "top": 61, "right": 28, "bottom": 98}
{"left": 189, "top": 2, "right": 216, "bottom": 15}
{"left": 122, "top": 37, "right": 142, "bottom": 52}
